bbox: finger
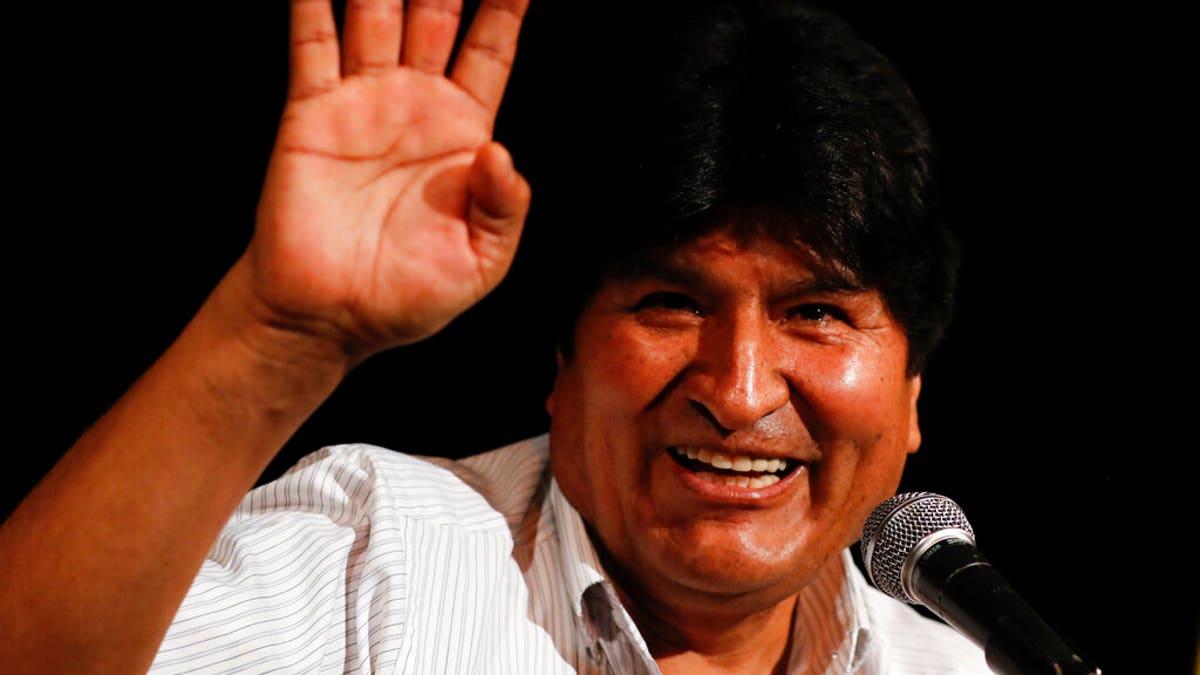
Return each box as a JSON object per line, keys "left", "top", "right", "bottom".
{"left": 449, "top": 0, "right": 530, "bottom": 113}
{"left": 289, "top": 0, "right": 341, "bottom": 99}
{"left": 342, "top": 0, "right": 404, "bottom": 76}
{"left": 402, "top": 0, "right": 463, "bottom": 75}
{"left": 467, "top": 142, "right": 531, "bottom": 273}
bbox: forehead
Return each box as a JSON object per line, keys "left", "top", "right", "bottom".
{"left": 607, "top": 224, "right": 863, "bottom": 292}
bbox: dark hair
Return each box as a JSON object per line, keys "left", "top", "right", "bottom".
{"left": 512, "top": 0, "right": 959, "bottom": 375}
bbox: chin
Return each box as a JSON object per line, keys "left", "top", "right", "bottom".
{"left": 642, "top": 521, "right": 829, "bottom": 600}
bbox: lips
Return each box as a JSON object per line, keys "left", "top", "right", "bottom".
{"left": 669, "top": 446, "right": 798, "bottom": 489}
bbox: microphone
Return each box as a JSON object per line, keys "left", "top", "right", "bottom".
{"left": 860, "top": 492, "right": 1100, "bottom": 675}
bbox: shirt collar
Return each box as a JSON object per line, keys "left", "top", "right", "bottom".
{"left": 545, "top": 476, "right": 609, "bottom": 623}
{"left": 786, "top": 549, "right": 878, "bottom": 674}
{"left": 546, "top": 476, "right": 658, "bottom": 672}
{"left": 544, "top": 469, "right": 875, "bottom": 674}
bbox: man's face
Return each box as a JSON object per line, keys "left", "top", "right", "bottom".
{"left": 547, "top": 224, "right": 922, "bottom": 612}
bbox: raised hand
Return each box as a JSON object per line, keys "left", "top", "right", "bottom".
{"left": 0, "top": 4, "right": 532, "bottom": 670}
{"left": 249, "top": 0, "right": 532, "bottom": 361}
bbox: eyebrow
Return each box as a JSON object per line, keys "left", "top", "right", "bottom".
{"left": 614, "top": 256, "right": 865, "bottom": 296}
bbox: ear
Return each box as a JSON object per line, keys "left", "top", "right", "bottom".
{"left": 905, "top": 373, "right": 922, "bottom": 454}
{"left": 545, "top": 349, "right": 566, "bottom": 416}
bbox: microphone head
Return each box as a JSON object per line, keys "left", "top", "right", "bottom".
{"left": 861, "top": 491, "right": 975, "bottom": 603}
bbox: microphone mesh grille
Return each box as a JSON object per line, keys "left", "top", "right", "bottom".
{"left": 860, "top": 492, "right": 974, "bottom": 602}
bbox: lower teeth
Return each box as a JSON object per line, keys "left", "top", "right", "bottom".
{"left": 695, "top": 471, "right": 781, "bottom": 489}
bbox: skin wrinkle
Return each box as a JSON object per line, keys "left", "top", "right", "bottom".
{"left": 549, "top": 222, "right": 922, "bottom": 671}
{"left": 275, "top": 143, "right": 468, "bottom": 166}
{"left": 291, "top": 30, "right": 339, "bottom": 48}
{"left": 460, "top": 35, "right": 518, "bottom": 66}
{"left": 477, "top": 0, "right": 526, "bottom": 22}
{"left": 451, "top": 74, "right": 499, "bottom": 110}
{"left": 408, "top": 0, "right": 462, "bottom": 15}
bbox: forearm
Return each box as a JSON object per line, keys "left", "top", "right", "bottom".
{"left": 0, "top": 0, "right": 533, "bottom": 663}
{"left": 0, "top": 255, "right": 351, "bottom": 673}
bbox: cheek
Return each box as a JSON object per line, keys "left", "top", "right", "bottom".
{"left": 549, "top": 323, "right": 694, "bottom": 504}
{"left": 837, "top": 352, "right": 866, "bottom": 390}
{"left": 788, "top": 345, "right": 913, "bottom": 441}
{"left": 792, "top": 345, "right": 915, "bottom": 511}
{"left": 579, "top": 325, "right": 693, "bottom": 414}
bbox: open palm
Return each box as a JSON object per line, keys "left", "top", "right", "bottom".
{"left": 250, "top": 0, "right": 531, "bottom": 358}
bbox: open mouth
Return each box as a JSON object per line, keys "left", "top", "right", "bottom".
{"left": 668, "top": 446, "right": 800, "bottom": 489}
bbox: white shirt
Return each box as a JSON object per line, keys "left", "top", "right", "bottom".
{"left": 151, "top": 435, "right": 990, "bottom": 674}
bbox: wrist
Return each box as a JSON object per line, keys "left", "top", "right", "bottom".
{"left": 211, "top": 253, "right": 364, "bottom": 379}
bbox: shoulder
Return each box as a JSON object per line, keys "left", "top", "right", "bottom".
{"left": 245, "top": 434, "right": 551, "bottom": 534}
{"left": 154, "top": 436, "right": 557, "bottom": 674}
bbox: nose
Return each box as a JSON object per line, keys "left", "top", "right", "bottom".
{"left": 685, "top": 312, "right": 791, "bottom": 433}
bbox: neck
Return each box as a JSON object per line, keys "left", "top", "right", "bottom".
{"left": 596, "top": 550, "right": 849, "bottom": 675}
{"left": 637, "top": 593, "right": 798, "bottom": 675}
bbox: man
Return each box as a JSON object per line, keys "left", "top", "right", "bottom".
{"left": 0, "top": 0, "right": 989, "bottom": 672}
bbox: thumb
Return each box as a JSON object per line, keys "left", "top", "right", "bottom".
{"left": 467, "top": 142, "right": 531, "bottom": 273}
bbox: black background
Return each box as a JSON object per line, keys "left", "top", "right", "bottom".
{"left": 5, "top": 2, "right": 1193, "bottom": 673}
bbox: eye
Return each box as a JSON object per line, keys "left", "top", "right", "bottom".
{"left": 632, "top": 292, "right": 704, "bottom": 316}
{"left": 787, "top": 303, "right": 845, "bottom": 323}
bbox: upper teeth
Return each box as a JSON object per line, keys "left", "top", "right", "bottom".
{"left": 673, "top": 446, "right": 788, "bottom": 473}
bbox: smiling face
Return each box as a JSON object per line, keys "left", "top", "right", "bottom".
{"left": 546, "top": 223, "right": 923, "bottom": 616}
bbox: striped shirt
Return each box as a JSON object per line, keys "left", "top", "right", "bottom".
{"left": 150, "top": 435, "right": 990, "bottom": 674}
